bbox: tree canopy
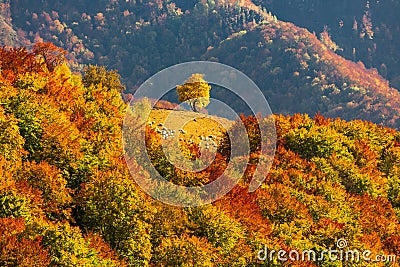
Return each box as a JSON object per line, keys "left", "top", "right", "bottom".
{"left": 176, "top": 73, "right": 212, "bottom": 112}
{"left": 0, "top": 43, "right": 399, "bottom": 266}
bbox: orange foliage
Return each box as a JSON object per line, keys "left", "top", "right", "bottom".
{"left": 257, "top": 183, "right": 312, "bottom": 224}
{"left": 86, "top": 233, "right": 128, "bottom": 267}
{"left": 384, "top": 235, "right": 400, "bottom": 256}
{"left": 215, "top": 185, "right": 272, "bottom": 237}
{"left": 0, "top": 47, "right": 44, "bottom": 83}
{"left": 353, "top": 195, "right": 399, "bottom": 238}
{"left": 18, "top": 161, "right": 72, "bottom": 219}
{"left": 32, "top": 42, "right": 67, "bottom": 71}
{"left": 0, "top": 218, "right": 51, "bottom": 266}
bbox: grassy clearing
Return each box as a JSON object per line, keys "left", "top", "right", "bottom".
{"left": 147, "top": 109, "right": 234, "bottom": 145}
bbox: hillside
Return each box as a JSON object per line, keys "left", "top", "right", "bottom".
{"left": 0, "top": 46, "right": 400, "bottom": 266}
{"left": 148, "top": 108, "right": 233, "bottom": 141}
{"left": 3, "top": 0, "right": 400, "bottom": 128}
{"left": 253, "top": 0, "right": 400, "bottom": 89}
{"left": 204, "top": 21, "right": 400, "bottom": 128}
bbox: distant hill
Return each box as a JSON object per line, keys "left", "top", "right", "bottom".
{"left": 253, "top": 0, "right": 400, "bottom": 89}
{"left": 204, "top": 21, "right": 400, "bottom": 128}
{"left": 3, "top": 0, "right": 400, "bottom": 128}
{"left": 0, "top": 1, "right": 18, "bottom": 46}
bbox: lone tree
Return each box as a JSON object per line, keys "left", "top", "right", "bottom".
{"left": 176, "top": 73, "right": 211, "bottom": 112}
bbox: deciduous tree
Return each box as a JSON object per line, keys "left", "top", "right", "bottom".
{"left": 176, "top": 74, "right": 211, "bottom": 112}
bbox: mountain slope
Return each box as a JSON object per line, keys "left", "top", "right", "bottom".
{"left": 4, "top": 0, "right": 400, "bottom": 129}
{"left": 253, "top": 0, "right": 400, "bottom": 89}
{"left": 204, "top": 20, "right": 400, "bottom": 127}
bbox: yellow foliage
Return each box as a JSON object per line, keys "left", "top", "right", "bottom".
{"left": 176, "top": 73, "right": 211, "bottom": 112}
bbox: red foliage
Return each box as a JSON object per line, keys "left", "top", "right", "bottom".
{"left": 0, "top": 43, "right": 66, "bottom": 85}
{"left": 86, "top": 232, "right": 128, "bottom": 266}
{"left": 154, "top": 99, "right": 178, "bottom": 110}
{"left": 0, "top": 47, "right": 44, "bottom": 83}
{"left": 384, "top": 235, "right": 400, "bottom": 256}
{"left": 256, "top": 182, "right": 312, "bottom": 223}
{"left": 353, "top": 195, "right": 399, "bottom": 238}
{"left": 314, "top": 112, "right": 331, "bottom": 126}
{"left": 202, "top": 152, "right": 229, "bottom": 183}
{"left": 32, "top": 42, "right": 67, "bottom": 71}
{"left": 215, "top": 185, "right": 272, "bottom": 237}
{"left": 0, "top": 218, "right": 51, "bottom": 266}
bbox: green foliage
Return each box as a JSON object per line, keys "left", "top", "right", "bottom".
{"left": 0, "top": 191, "right": 30, "bottom": 219}
{"left": 83, "top": 65, "right": 125, "bottom": 92}
{"left": 284, "top": 121, "right": 353, "bottom": 160}
{"left": 186, "top": 205, "right": 245, "bottom": 254}
{"left": 77, "top": 169, "right": 154, "bottom": 266}
{"left": 41, "top": 222, "right": 120, "bottom": 266}
{"left": 0, "top": 111, "right": 25, "bottom": 162}
{"left": 7, "top": 93, "right": 44, "bottom": 157}
{"left": 387, "top": 171, "right": 400, "bottom": 209}
{"left": 331, "top": 158, "right": 388, "bottom": 197}
{"left": 154, "top": 234, "right": 216, "bottom": 267}
{"left": 14, "top": 72, "right": 48, "bottom": 92}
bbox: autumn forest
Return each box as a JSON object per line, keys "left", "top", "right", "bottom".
{"left": 1, "top": 0, "right": 400, "bottom": 266}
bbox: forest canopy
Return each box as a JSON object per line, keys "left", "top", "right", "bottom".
{"left": 0, "top": 43, "right": 399, "bottom": 266}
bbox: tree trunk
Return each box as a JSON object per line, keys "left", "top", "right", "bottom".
{"left": 192, "top": 99, "right": 199, "bottom": 112}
